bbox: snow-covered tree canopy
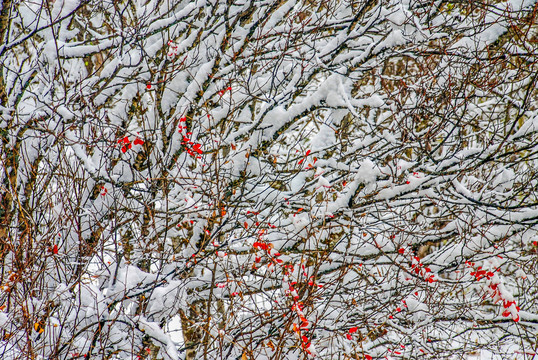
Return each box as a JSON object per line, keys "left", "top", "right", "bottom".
{"left": 1, "top": 0, "right": 538, "bottom": 359}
